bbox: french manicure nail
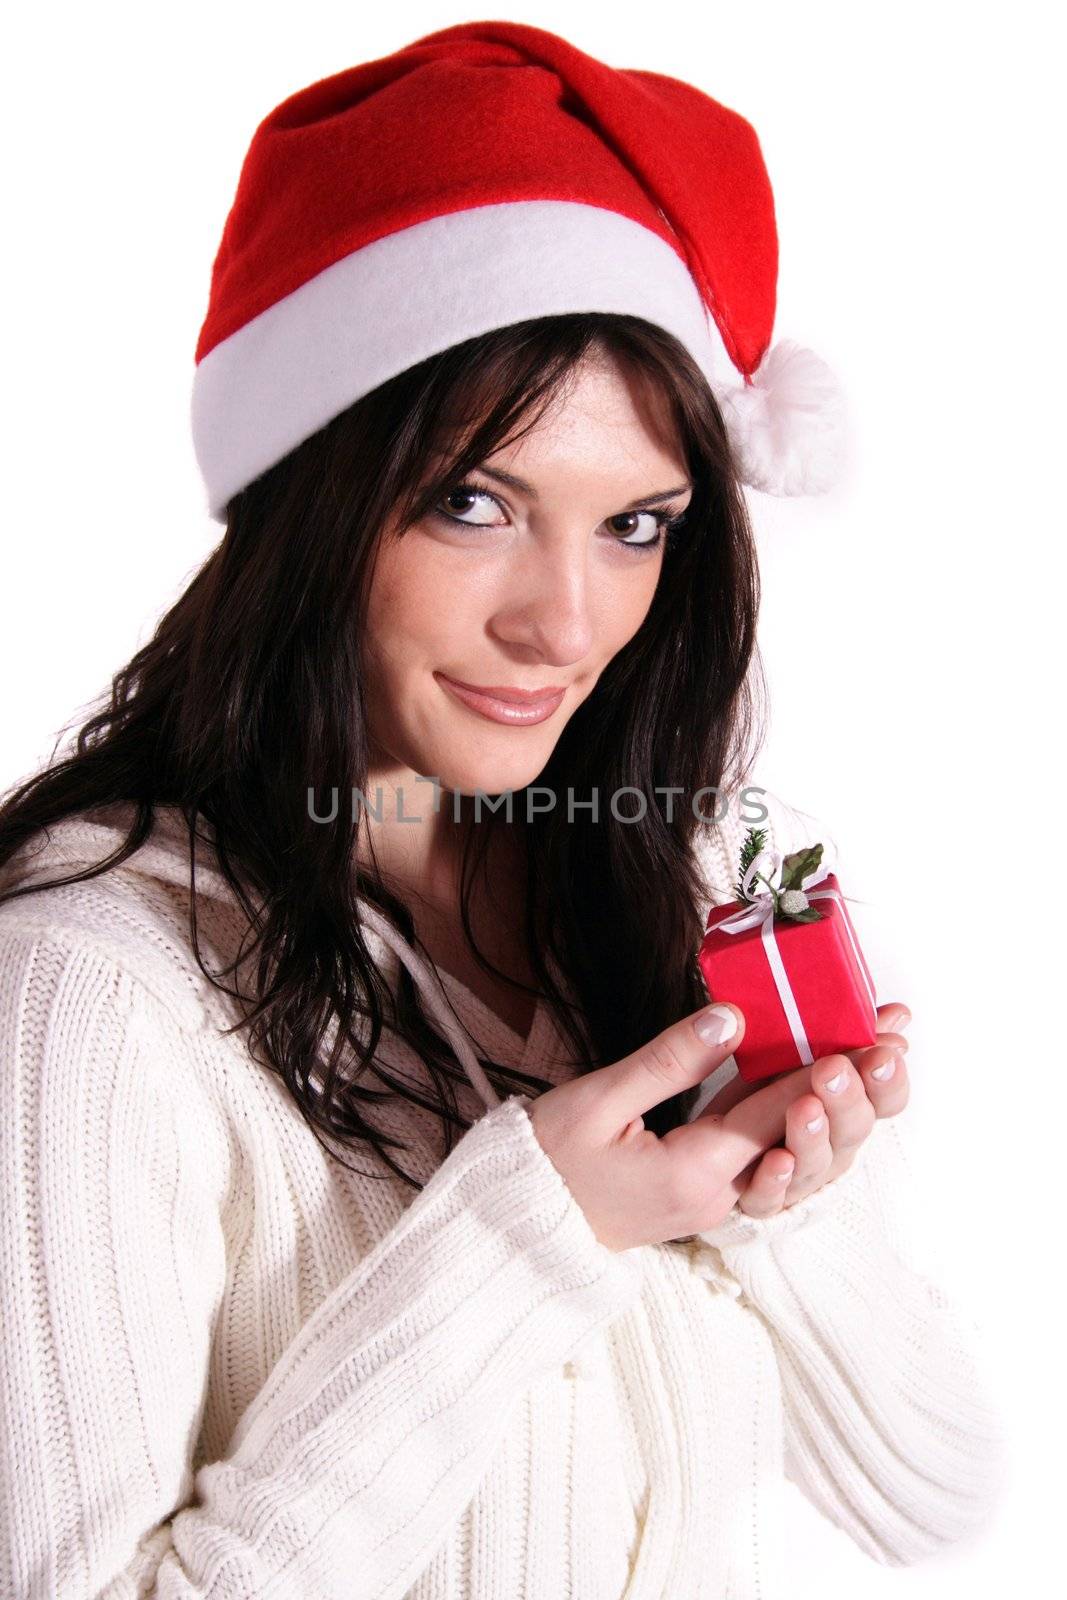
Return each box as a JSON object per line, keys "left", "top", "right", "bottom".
{"left": 872, "top": 1056, "right": 897, "bottom": 1080}
{"left": 695, "top": 1004, "right": 738, "bottom": 1045}
{"left": 824, "top": 1071, "right": 845, "bottom": 1093}
{"left": 805, "top": 1115, "right": 824, "bottom": 1133}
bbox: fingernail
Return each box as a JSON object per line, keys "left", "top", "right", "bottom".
{"left": 805, "top": 1115, "right": 825, "bottom": 1132}
{"left": 871, "top": 1055, "right": 896, "bottom": 1080}
{"left": 695, "top": 1004, "right": 738, "bottom": 1045}
{"left": 824, "top": 1070, "right": 845, "bottom": 1093}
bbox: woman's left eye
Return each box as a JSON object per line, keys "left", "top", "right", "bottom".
{"left": 432, "top": 481, "right": 685, "bottom": 552}
{"left": 607, "top": 510, "right": 680, "bottom": 550}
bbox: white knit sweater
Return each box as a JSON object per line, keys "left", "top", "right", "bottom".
{"left": 0, "top": 786, "right": 1005, "bottom": 1599}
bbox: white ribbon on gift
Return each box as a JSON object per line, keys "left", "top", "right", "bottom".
{"left": 711, "top": 849, "right": 876, "bottom": 1067}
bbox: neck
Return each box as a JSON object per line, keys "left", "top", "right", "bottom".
{"left": 355, "top": 763, "right": 514, "bottom": 914}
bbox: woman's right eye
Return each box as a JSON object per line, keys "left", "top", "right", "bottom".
{"left": 433, "top": 483, "right": 506, "bottom": 527}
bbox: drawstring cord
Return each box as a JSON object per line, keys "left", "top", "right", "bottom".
{"left": 357, "top": 901, "right": 502, "bottom": 1112}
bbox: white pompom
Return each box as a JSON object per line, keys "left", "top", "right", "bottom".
{"left": 717, "top": 338, "right": 847, "bottom": 497}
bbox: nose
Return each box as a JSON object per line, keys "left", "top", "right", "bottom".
{"left": 489, "top": 543, "right": 596, "bottom": 666}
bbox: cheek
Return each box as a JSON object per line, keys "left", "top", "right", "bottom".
{"left": 594, "top": 560, "right": 663, "bottom": 651}
{"left": 365, "top": 542, "right": 467, "bottom": 667}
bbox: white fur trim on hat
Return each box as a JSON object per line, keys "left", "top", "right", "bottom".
{"left": 191, "top": 202, "right": 845, "bottom": 520}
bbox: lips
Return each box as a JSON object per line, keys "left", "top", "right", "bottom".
{"left": 439, "top": 675, "right": 566, "bottom": 704}
{"left": 435, "top": 672, "right": 566, "bottom": 727}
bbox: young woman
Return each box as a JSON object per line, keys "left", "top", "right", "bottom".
{"left": 0, "top": 20, "right": 1004, "bottom": 1600}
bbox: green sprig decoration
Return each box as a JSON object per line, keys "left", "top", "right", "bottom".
{"left": 735, "top": 826, "right": 768, "bottom": 902}
{"left": 736, "top": 826, "right": 825, "bottom": 923}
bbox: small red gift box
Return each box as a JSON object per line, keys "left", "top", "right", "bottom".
{"left": 698, "top": 871, "right": 879, "bottom": 1082}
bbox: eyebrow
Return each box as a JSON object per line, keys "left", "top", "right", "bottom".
{"left": 474, "top": 465, "right": 693, "bottom": 511}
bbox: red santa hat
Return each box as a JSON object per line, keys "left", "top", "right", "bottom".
{"left": 191, "top": 19, "right": 847, "bottom": 524}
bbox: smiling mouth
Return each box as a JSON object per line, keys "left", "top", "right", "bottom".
{"left": 434, "top": 672, "right": 566, "bottom": 726}
{"left": 440, "top": 675, "right": 567, "bottom": 703}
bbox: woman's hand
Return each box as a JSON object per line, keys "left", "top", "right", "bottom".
{"left": 695, "top": 1002, "right": 912, "bottom": 1218}
{"left": 525, "top": 1000, "right": 890, "bottom": 1252}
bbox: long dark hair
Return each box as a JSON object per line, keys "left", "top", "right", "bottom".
{"left": 0, "top": 312, "right": 766, "bottom": 1189}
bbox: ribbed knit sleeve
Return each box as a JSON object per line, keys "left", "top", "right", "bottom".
{"left": 0, "top": 929, "right": 644, "bottom": 1600}
{"left": 689, "top": 1110, "right": 1008, "bottom": 1564}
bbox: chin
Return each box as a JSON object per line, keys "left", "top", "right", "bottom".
{"left": 435, "top": 744, "right": 556, "bottom": 804}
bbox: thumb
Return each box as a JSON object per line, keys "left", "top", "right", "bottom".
{"left": 596, "top": 1002, "right": 745, "bottom": 1139}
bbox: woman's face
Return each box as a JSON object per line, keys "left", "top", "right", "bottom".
{"left": 363, "top": 350, "right": 693, "bottom": 801}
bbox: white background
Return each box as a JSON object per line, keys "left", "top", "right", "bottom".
{"left": 2, "top": 2, "right": 1061, "bottom": 1592}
